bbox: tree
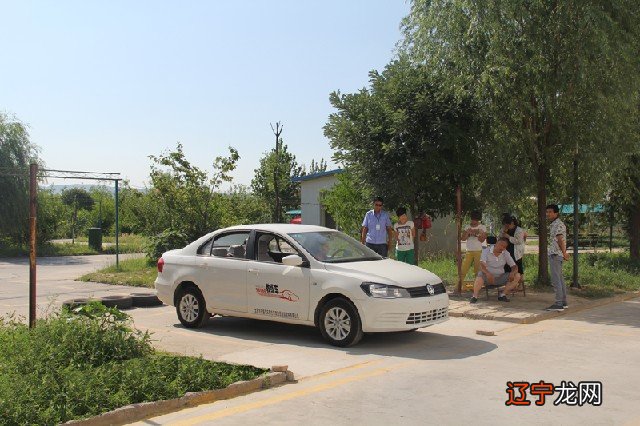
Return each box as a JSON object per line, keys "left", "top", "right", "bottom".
{"left": 61, "top": 188, "right": 95, "bottom": 242}
{"left": 251, "top": 143, "right": 304, "bottom": 223}
{"left": 324, "top": 57, "right": 482, "bottom": 224}
{"left": 320, "top": 170, "right": 371, "bottom": 238}
{"left": 401, "top": 0, "right": 640, "bottom": 281}
{"left": 307, "top": 159, "right": 328, "bottom": 174}
{"left": 215, "top": 185, "right": 272, "bottom": 228}
{"left": 0, "top": 113, "right": 40, "bottom": 245}
{"left": 149, "top": 143, "right": 239, "bottom": 242}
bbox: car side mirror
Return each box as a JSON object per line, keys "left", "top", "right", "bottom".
{"left": 282, "top": 255, "right": 304, "bottom": 267}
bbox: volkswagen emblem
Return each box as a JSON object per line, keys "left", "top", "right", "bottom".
{"left": 426, "top": 284, "right": 435, "bottom": 295}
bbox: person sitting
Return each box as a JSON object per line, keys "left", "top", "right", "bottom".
{"left": 470, "top": 237, "right": 520, "bottom": 304}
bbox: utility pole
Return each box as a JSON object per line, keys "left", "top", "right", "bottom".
{"left": 271, "top": 122, "right": 283, "bottom": 223}
{"left": 29, "top": 163, "right": 37, "bottom": 328}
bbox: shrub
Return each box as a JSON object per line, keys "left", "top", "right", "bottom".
{"left": 145, "top": 228, "right": 188, "bottom": 263}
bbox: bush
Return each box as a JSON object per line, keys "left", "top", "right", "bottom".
{"left": 0, "top": 303, "right": 266, "bottom": 424}
{"left": 145, "top": 228, "right": 188, "bottom": 263}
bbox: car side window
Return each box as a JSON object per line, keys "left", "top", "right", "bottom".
{"left": 255, "top": 233, "right": 300, "bottom": 264}
{"left": 197, "top": 238, "right": 214, "bottom": 256}
{"left": 211, "top": 231, "right": 250, "bottom": 259}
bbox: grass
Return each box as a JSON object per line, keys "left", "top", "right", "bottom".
{"left": 0, "top": 303, "right": 267, "bottom": 424}
{"left": 0, "top": 234, "right": 148, "bottom": 258}
{"left": 79, "top": 257, "right": 157, "bottom": 288}
{"left": 420, "top": 251, "right": 640, "bottom": 299}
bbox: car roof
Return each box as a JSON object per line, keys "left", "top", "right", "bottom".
{"left": 221, "top": 224, "right": 335, "bottom": 234}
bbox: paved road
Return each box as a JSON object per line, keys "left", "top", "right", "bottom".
{"left": 1, "top": 256, "right": 639, "bottom": 425}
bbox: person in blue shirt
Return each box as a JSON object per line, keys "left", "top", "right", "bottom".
{"left": 360, "top": 196, "right": 393, "bottom": 257}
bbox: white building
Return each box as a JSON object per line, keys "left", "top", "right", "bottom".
{"left": 293, "top": 169, "right": 457, "bottom": 255}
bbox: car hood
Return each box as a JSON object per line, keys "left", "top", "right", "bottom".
{"left": 323, "top": 259, "right": 442, "bottom": 287}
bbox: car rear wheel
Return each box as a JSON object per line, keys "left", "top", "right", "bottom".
{"left": 319, "top": 297, "right": 363, "bottom": 347}
{"left": 176, "top": 286, "right": 209, "bottom": 328}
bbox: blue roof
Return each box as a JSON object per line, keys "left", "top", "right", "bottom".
{"left": 292, "top": 168, "right": 343, "bottom": 182}
{"left": 559, "top": 204, "right": 606, "bottom": 214}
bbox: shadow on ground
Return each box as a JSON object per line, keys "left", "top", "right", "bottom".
{"left": 173, "top": 316, "right": 497, "bottom": 361}
{"left": 559, "top": 297, "right": 640, "bottom": 329}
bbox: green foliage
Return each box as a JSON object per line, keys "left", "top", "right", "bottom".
{"left": 216, "top": 185, "right": 272, "bottom": 228}
{"left": 149, "top": 143, "right": 239, "bottom": 243}
{"left": 0, "top": 306, "right": 266, "bottom": 424}
{"left": 251, "top": 143, "right": 304, "bottom": 222}
{"left": 145, "top": 228, "right": 188, "bottom": 263}
{"left": 61, "top": 187, "right": 95, "bottom": 210}
{"left": 401, "top": 0, "right": 640, "bottom": 279}
{"left": 324, "top": 56, "right": 482, "bottom": 218}
{"left": 321, "top": 170, "right": 371, "bottom": 238}
{"left": 79, "top": 257, "right": 157, "bottom": 287}
{"left": 0, "top": 113, "right": 41, "bottom": 245}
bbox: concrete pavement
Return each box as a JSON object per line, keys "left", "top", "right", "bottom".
{"left": 2, "top": 255, "right": 639, "bottom": 424}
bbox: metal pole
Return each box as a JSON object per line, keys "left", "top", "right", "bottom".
{"left": 29, "top": 163, "right": 38, "bottom": 328}
{"left": 456, "top": 185, "right": 463, "bottom": 294}
{"left": 572, "top": 156, "right": 580, "bottom": 288}
{"left": 115, "top": 179, "right": 119, "bottom": 269}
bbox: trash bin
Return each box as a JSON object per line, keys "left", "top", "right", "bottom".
{"left": 88, "top": 228, "right": 102, "bottom": 251}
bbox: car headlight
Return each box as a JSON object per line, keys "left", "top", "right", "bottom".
{"left": 360, "top": 282, "right": 411, "bottom": 298}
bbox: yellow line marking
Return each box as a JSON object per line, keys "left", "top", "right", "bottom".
{"left": 297, "top": 358, "right": 386, "bottom": 382}
{"left": 168, "top": 360, "right": 415, "bottom": 426}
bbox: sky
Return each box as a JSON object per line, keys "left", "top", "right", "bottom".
{"left": 1, "top": 1, "right": 410, "bottom": 189}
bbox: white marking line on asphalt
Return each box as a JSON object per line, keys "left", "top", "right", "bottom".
{"left": 167, "top": 360, "right": 416, "bottom": 426}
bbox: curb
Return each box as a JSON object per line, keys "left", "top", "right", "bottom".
{"left": 64, "top": 367, "right": 294, "bottom": 426}
{"left": 449, "top": 291, "right": 639, "bottom": 325}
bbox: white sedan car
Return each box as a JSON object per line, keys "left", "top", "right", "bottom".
{"left": 155, "top": 224, "right": 449, "bottom": 347}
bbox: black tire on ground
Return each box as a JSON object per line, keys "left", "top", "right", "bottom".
{"left": 130, "top": 292, "right": 163, "bottom": 307}
{"left": 99, "top": 295, "right": 133, "bottom": 310}
{"left": 176, "top": 285, "right": 209, "bottom": 328}
{"left": 62, "top": 298, "right": 97, "bottom": 310}
{"left": 318, "top": 297, "right": 364, "bottom": 347}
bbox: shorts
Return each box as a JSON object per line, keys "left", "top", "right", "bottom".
{"left": 504, "top": 258, "right": 524, "bottom": 274}
{"left": 477, "top": 271, "right": 511, "bottom": 287}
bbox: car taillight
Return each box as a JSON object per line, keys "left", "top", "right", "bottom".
{"left": 157, "top": 257, "right": 164, "bottom": 273}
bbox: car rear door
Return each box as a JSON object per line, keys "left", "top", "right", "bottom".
{"left": 246, "top": 232, "right": 311, "bottom": 322}
{"left": 194, "top": 230, "right": 250, "bottom": 313}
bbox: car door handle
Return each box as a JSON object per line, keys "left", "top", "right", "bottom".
{"left": 248, "top": 268, "right": 259, "bottom": 274}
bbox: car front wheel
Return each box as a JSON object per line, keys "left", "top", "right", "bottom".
{"left": 319, "top": 297, "right": 363, "bottom": 347}
{"left": 176, "top": 286, "right": 209, "bottom": 328}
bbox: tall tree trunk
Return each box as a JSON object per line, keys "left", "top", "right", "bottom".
{"left": 411, "top": 199, "right": 420, "bottom": 265}
{"left": 630, "top": 206, "right": 640, "bottom": 260}
{"left": 629, "top": 155, "right": 640, "bottom": 260}
{"left": 536, "top": 163, "right": 550, "bottom": 284}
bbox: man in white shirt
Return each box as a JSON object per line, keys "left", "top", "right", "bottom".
{"left": 470, "top": 237, "right": 520, "bottom": 303}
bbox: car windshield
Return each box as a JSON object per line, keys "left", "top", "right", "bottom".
{"left": 288, "top": 231, "right": 383, "bottom": 263}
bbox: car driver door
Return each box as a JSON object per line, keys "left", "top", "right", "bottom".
{"left": 246, "top": 232, "right": 311, "bottom": 322}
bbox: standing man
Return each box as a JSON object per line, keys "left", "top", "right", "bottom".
{"left": 545, "top": 204, "right": 570, "bottom": 311}
{"left": 361, "top": 196, "right": 393, "bottom": 257}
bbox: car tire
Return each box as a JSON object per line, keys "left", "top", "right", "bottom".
{"left": 62, "top": 297, "right": 98, "bottom": 310}
{"left": 318, "top": 297, "right": 364, "bottom": 347}
{"left": 130, "top": 292, "right": 163, "bottom": 307}
{"left": 100, "top": 295, "right": 133, "bottom": 310}
{"left": 176, "top": 286, "right": 209, "bottom": 328}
